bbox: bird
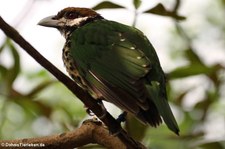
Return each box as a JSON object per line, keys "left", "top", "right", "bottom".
{"left": 38, "top": 7, "right": 179, "bottom": 135}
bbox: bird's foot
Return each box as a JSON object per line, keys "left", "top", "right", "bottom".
{"left": 116, "top": 111, "right": 127, "bottom": 123}
{"left": 84, "top": 100, "right": 107, "bottom": 119}
{"left": 86, "top": 107, "right": 95, "bottom": 116}
{"left": 85, "top": 108, "right": 104, "bottom": 125}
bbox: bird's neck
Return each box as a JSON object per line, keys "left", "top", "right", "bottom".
{"left": 60, "top": 28, "right": 73, "bottom": 39}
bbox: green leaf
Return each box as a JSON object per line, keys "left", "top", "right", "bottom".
{"left": 0, "top": 65, "right": 8, "bottom": 91}
{"left": 92, "top": 1, "right": 125, "bottom": 10}
{"left": 7, "top": 39, "right": 21, "bottom": 87}
{"left": 185, "top": 48, "right": 204, "bottom": 65}
{"left": 0, "top": 65, "right": 8, "bottom": 94}
{"left": 0, "top": 39, "right": 21, "bottom": 94}
{"left": 197, "top": 141, "right": 224, "bottom": 149}
{"left": 143, "top": 3, "right": 168, "bottom": 15}
{"left": 0, "top": 65, "right": 7, "bottom": 78}
{"left": 168, "top": 64, "right": 216, "bottom": 79}
{"left": 133, "top": 0, "right": 142, "bottom": 9}
{"left": 0, "top": 38, "right": 7, "bottom": 54}
{"left": 143, "top": 3, "right": 186, "bottom": 20}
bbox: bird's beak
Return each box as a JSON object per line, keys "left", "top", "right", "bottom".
{"left": 38, "top": 15, "right": 60, "bottom": 28}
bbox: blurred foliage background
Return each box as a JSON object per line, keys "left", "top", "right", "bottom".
{"left": 0, "top": 0, "right": 225, "bottom": 149}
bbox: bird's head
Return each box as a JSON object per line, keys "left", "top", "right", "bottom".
{"left": 38, "top": 7, "right": 103, "bottom": 38}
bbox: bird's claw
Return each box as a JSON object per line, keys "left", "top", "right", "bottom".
{"left": 85, "top": 100, "right": 107, "bottom": 119}
{"left": 86, "top": 108, "right": 95, "bottom": 116}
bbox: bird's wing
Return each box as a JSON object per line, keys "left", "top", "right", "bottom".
{"left": 70, "top": 20, "right": 179, "bottom": 134}
{"left": 70, "top": 20, "right": 152, "bottom": 113}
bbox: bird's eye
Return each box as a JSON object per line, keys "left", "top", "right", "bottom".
{"left": 66, "top": 12, "right": 78, "bottom": 19}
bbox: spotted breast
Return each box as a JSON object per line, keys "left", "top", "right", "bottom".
{"left": 62, "top": 39, "right": 87, "bottom": 89}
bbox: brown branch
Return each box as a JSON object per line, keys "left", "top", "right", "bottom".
{"left": 0, "top": 120, "right": 126, "bottom": 149}
{"left": 0, "top": 16, "right": 146, "bottom": 149}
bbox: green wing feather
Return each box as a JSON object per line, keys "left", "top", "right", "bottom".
{"left": 69, "top": 20, "right": 179, "bottom": 134}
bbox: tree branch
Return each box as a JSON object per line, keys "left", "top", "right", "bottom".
{"left": 0, "top": 16, "right": 146, "bottom": 149}
{"left": 0, "top": 120, "right": 126, "bottom": 149}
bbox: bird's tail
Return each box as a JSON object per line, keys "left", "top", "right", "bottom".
{"left": 137, "top": 100, "right": 162, "bottom": 127}
{"left": 146, "top": 81, "right": 180, "bottom": 135}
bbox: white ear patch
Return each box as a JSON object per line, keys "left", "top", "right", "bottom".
{"left": 67, "top": 16, "right": 89, "bottom": 27}
{"left": 57, "top": 16, "right": 90, "bottom": 38}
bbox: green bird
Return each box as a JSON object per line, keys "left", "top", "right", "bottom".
{"left": 38, "top": 7, "right": 179, "bottom": 135}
